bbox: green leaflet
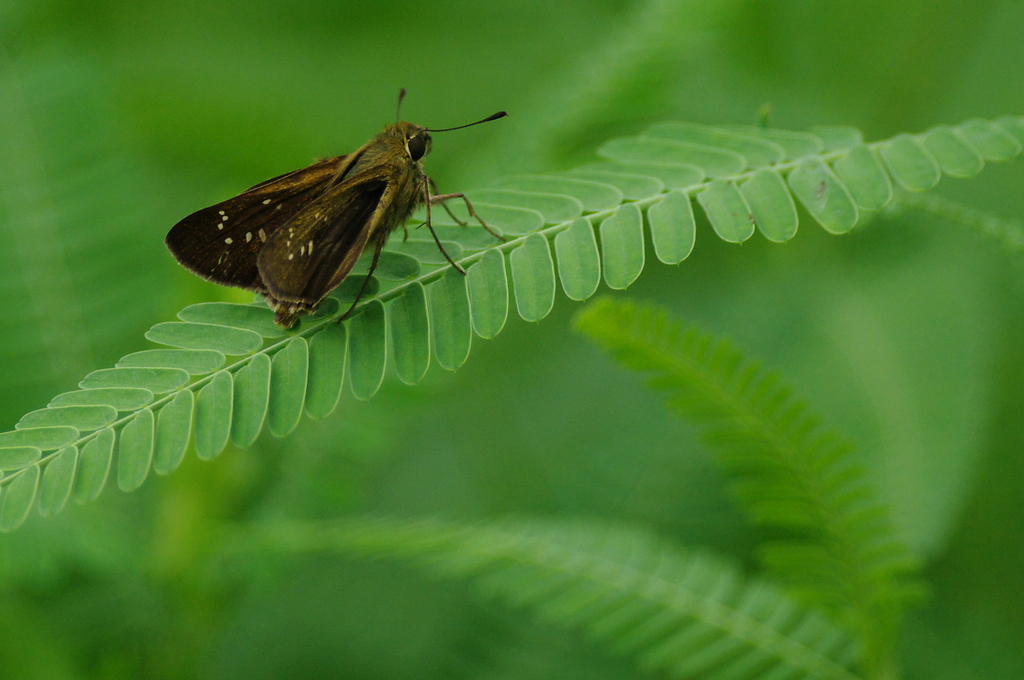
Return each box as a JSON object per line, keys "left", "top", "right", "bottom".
{"left": 956, "top": 118, "right": 1021, "bottom": 160}
{"left": 404, "top": 224, "right": 505, "bottom": 250}
{"left": 231, "top": 353, "right": 271, "bottom": 447}
{"left": 467, "top": 189, "right": 583, "bottom": 224}
{"left": 996, "top": 117, "right": 1024, "bottom": 144}
{"left": 787, "top": 158, "right": 859, "bottom": 234}
{"left": 494, "top": 175, "right": 622, "bottom": 212}
{"left": 599, "top": 203, "right": 645, "bottom": 290}
{"left": 390, "top": 282, "right": 431, "bottom": 384}
{"left": 810, "top": 125, "right": 863, "bottom": 151}
{"left": 387, "top": 240, "right": 464, "bottom": 266}
{"left": 17, "top": 405, "right": 117, "bottom": 432}
{"left": 920, "top": 126, "right": 985, "bottom": 178}
{"left": 305, "top": 325, "right": 347, "bottom": 420}
{"left": 430, "top": 269, "right": 473, "bottom": 371}
{"left": 601, "top": 137, "right": 746, "bottom": 177}
{"left": 697, "top": 179, "right": 755, "bottom": 243}
{"left": 268, "top": 337, "right": 309, "bottom": 437}
{"left": 554, "top": 217, "right": 601, "bottom": 301}
{"left": 74, "top": 427, "right": 115, "bottom": 504}
{"left": 0, "top": 464, "right": 39, "bottom": 532}
{"left": 50, "top": 388, "right": 154, "bottom": 411}
{"left": 878, "top": 135, "right": 941, "bottom": 191}
{"left": 117, "top": 408, "right": 154, "bottom": 492}
{"left": 510, "top": 233, "right": 556, "bottom": 323}
{"left": 724, "top": 125, "right": 824, "bottom": 159}
{"left": 347, "top": 300, "right": 387, "bottom": 400}
{"left": 178, "top": 302, "right": 288, "bottom": 337}
{"left": 309, "top": 296, "right": 343, "bottom": 321}
{"left": 407, "top": 224, "right": 503, "bottom": 250}
{"left": 646, "top": 122, "right": 787, "bottom": 168}
{"left": 0, "top": 447, "right": 41, "bottom": 470}
{"left": 832, "top": 145, "right": 893, "bottom": 210}
{"left": 351, "top": 250, "right": 421, "bottom": 280}
{"left": 647, "top": 190, "right": 696, "bottom": 265}
{"left": 568, "top": 169, "right": 663, "bottom": 200}
{"left": 0, "top": 426, "right": 79, "bottom": 451}
{"left": 575, "top": 161, "right": 704, "bottom": 191}
{"left": 154, "top": 390, "right": 194, "bottom": 475}
{"left": 194, "top": 371, "right": 233, "bottom": 461}
{"left": 38, "top": 446, "right": 77, "bottom": 517}
{"left": 80, "top": 367, "right": 190, "bottom": 393}
{"left": 739, "top": 168, "right": 799, "bottom": 243}
{"left": 467, "top": 249, "right": 509, "bottom": 339}
{"left": 117, "top": 349, "right": 226, "bottom": 375}
{"left": 146, "top": 322, "right": 264, "bottom": 355}
{"left": 430, "top": 201, "right": 544, "bottom": 236}
{"left": 331, "top": 274, "right": 381, "bottom": 303}
{"left": 309, "top": 296, "right": 342, "bottom": 320}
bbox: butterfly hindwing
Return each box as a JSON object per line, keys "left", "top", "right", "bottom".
{"left": 165, "top": 155, "right": 347, "bottom": 291}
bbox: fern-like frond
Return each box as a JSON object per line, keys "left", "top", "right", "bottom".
{"left": 573, "top": 297, "right": 923, "bottom": 675}
{"left": 238, "top": 515, "right": 863, "bottom": 680}
{"left": 1, "top": 116, "right": 1021, "bottom": 533}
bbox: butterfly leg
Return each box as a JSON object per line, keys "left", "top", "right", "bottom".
{"left": 429, "top": 190, "right": 506, "bottom": 243}
{"left": 428, "top": 177, "right": 467, "bottom": 225}
{"left": 428, "top": 177, "right": 505, "bottom": 242}
{"left": 423, "top": 182, "right": 466, "bottom": 274}
{"left": 338, "top": 236, "right": 387, "bottom": 322}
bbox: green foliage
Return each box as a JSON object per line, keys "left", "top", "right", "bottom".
{"left": 0, "top": 52, "right": 169, "bottom": 428}
{"left": 575, "top": 298, "right": 924, "bottom": 675}
{"left": 239, "top": 516, "right": 862, "bottom": 680}
{"left": 1, "top": 116, "right": 1022, "bottom": 533}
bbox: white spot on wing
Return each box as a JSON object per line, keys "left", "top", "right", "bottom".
{"left": 308, "top": 241, "right": 314, "bottom": 255}
{"left": 262, "top": 199, "right": 271, "bottom": 205}
{"left": 258, "top": 229, "right": 267, "bottom": 242}
{"left": 225, "top": 237, "right": 233, "bottom": 244}
{"left": 245, "top": 232, "right": 252, "bottom": 242}
{"left": 288, "top": 254, "right": 294, "bottom": 260}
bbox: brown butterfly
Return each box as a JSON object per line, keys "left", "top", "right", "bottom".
{"left": 165, "top": 92, "right": 506, "bottom": 328}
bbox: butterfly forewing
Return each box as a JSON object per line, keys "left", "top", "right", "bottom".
{"left": 165, "top": 155, "right": 347, "bottom": 291}
{"left": 257, "top": 176, "right": 388, "bottom": 305}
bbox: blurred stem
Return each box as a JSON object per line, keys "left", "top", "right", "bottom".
{"left": 885, "top": 189, "right": 1024, "bottom": 254}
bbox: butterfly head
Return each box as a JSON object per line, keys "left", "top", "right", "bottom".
{"left": 404, "top": 126, "right": 432, "bottom": 162}
{"left": 379, "top": 121, "right": 432, "bottom": 163}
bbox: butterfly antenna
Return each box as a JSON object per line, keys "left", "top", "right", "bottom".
{"left": 396, "top": 88, "right": 407, "bottom": 122}
{"left": 426, "top": 111, "right": 507, "bottom": 133}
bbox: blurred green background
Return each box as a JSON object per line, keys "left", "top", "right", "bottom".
{"left": 2, "top": 0, "right": 1023, "bottom": 678}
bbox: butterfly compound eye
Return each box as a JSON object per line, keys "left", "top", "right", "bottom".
{"left": 407, "top": 134, "right": 428, "bottom": 161}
